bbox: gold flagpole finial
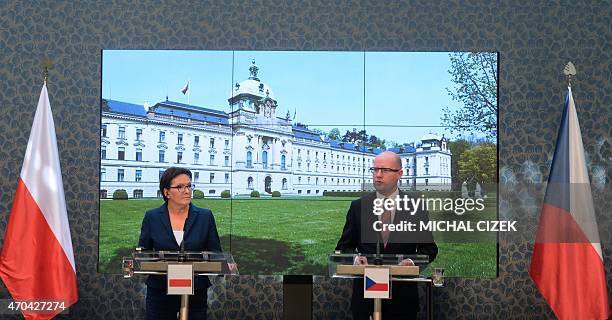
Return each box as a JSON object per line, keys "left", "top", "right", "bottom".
{"left": 563, "top": 61, "right": 576, "bottom": 87}
{"left": 42, "top": 56, "right": 53, "bottom": 85}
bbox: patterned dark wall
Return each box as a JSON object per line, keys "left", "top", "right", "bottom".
{"left": 0, "top": 1, "right": 609, "bottom": 319}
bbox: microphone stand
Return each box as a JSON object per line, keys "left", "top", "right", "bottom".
{"left": 178, "top": 228, "right": 188, "bottom": 320}
{"left": 373, "top": 219, "right": 383, "bottom": 320}
{"left": 375, "top": 231, "right": 383, "bottom": 266}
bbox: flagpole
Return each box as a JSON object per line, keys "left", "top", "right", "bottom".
{"left": 188, "top": 79, "right": 191, "bottom": 105}
{"left": 529, "top": 61, "right": 610, "bottom": 320}
{"left": 563, "top": 61, "right": 576, "bottom": 88}
{"left": 42, "top": 56, "right": 52, "bottom": 86}
{"left": 0, "top": 59, "right": 79, "bottom": 318}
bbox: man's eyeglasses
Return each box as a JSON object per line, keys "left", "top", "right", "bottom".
{"left": 369, "top": 167, "right": 400, "bottom": 174}
{"left": 168, "top": 184, "right": 195, "bottom": 192}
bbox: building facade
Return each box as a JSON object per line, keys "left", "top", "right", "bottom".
{"left": 100, "top": 61, "right": 451, "bottom": 198}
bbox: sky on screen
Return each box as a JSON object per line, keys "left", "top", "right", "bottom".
{"left": 102, "top": 50, "right": 476, "bottom": 144}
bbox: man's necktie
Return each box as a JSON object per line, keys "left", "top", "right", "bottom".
{"left": 381, "top": 209, "right": 392, "bottom": 247}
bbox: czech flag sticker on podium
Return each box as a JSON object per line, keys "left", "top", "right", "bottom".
{"left": 364, "top": 268, "right": 390, "bottom": 299}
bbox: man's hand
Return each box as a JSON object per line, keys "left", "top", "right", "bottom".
{"left": 228, "top": 263, "right": 238, "bottom": 274}
{"left": 398, "top": 258, "right": 414, "bottom": 266}
{"left": 354, "top": 255, "right": 369, "bottom": 265}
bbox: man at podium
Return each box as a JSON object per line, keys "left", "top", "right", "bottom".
{"left": 336, "top": 151, "right": 438, "bottom": 320}
{"left": 138, "top": 167, "right": 222, "bottom": 320}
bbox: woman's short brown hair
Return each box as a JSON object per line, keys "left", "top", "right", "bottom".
{"left": 159, "top": 167, "right": 192, "bottom": 202}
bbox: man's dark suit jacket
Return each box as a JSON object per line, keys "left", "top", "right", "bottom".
{"left": 335, "top": 191, "right": 438, "bottom": 319}
{"left": 138, "top": 203, "right": 222, "bottom": 291}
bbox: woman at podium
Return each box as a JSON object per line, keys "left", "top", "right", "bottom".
{"left": 138, "top": 167, "right": 222, "bottom": 320}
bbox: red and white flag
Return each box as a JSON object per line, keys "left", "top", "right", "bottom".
{"left": 529, "top": 87, "right": 609, "bottom": 319}
{"left": 0, "top": 84, "right": 78, "bottom": 319}
{"left": 167, "top": 264, "right": 193, "bottom": 295}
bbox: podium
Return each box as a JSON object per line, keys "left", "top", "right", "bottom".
{"left": 329, "top": 253, "right": 433, "bottom": 320}
{"left": 123, "top": 249, "right": 238, "bottom": 320}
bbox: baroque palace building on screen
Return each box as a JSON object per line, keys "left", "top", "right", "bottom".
{"left": 100, "top": 61, "right": 451, "bottom": 198}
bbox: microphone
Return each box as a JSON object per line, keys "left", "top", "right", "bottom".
{"left": 181, "top": 216, "right": 188, "bottom": 252}
{"left": 178, "top": 224, "right": 186, "bottom": 262}
{"left": 375, "top": 227, "right": 383, "bottom": 266}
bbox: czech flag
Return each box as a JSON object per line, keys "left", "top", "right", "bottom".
{"left": 529, "top": 87, "right": 609, "bottom": 319}
{"left": 0, "top": 84, "right": 78, "bottom": 319}
{"left": 365, "top": 276, "right": 389, "bottom": 292}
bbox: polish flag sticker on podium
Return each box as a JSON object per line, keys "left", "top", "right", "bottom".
{"left": 167, "top": 264, "right": 194, "bottom": 295}
{"left": 364, "top": 268, "right": 390, "bottom": 299}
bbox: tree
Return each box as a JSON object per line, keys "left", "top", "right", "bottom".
{"left": 368, "top": 135, "right": 386, "bottom": 149}
{"left": 342, "top": 128, "right": 366, "bottom": 144}
{"left": 112, "top": 189, "right": 128, "bottom": 200}
{"left": 457, "top": 142, "right": 497, "bottom": 194}
{"left": 342, "top": 129, "right": 353, "bottom": 142}
{"left": 336, "top": 128, "right": 388, "bottom": 148}
{"left": 328, "top": 128, "right": 341, "bottom": 140}
{"left": 389, "top": 140, "right": 401, "bottom": 148}
{"left": 193, "top": 189, "right": 205, "bottom": 199}
{"left": 448, "top": 139, "right": 471, "bottom": 191}
{"left": 442, "top": 52, "right": 498, "bottom": 139}
{"left": 357, "top": 129, "right": 368, "bottom": 144}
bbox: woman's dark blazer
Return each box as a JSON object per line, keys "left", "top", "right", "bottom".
{"left": 138, "top": 203, "right": 222, "bottom": 291}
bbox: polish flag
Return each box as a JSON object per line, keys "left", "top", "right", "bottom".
{"left": 529, "top": 87, "right": 609, "bottom": 319}
{"left": 0, "top": 84, "right": 78, "bottom": 319}
{"left": 169, "top": 279, "right": 192, "bottom": 287}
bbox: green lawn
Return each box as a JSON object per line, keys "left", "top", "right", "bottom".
{"left": 99, "top": 195, "right": 497, "bottom": 277}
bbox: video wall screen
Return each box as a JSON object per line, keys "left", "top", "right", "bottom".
{"left": 99, "top": 50, "right": 498, "bottom": 277}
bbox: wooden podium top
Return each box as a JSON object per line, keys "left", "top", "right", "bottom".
{"left": 140, "top": 261, "right": 223, "bottom": 273}
{"left": 336, "top": 264, "right": 419, "bottom": 276}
